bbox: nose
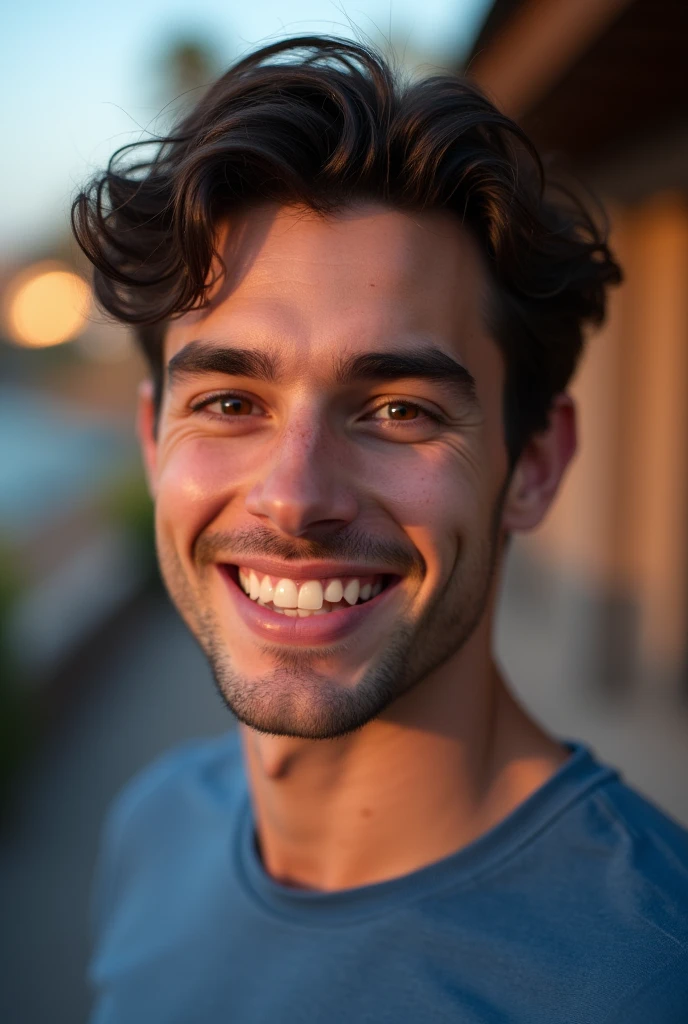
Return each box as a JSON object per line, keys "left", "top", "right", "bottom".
{"left": 244, "top": 414, "right": 359, "bottom": 537}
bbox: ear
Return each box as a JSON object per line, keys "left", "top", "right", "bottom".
{"left": 136, "top": 378, "right": 159, "bottom": 499}
{"left": 501, "top": 393, "right": 577, "bottom": 533}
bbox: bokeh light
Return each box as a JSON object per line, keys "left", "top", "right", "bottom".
{"left": 5, "top": 263, "right": 91, "bottom": 348}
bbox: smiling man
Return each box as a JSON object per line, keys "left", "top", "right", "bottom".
{"left": 73, "top": 37, "right": 688, "bottom": 1024}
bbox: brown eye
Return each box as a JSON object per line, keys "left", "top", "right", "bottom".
{"left": 386, "top": 401, "right": 419, "bottom": 420}
{"left": 219, "top": 396, "right": 253, "bottom": 416}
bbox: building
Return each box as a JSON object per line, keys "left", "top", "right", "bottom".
{"left": 466, "top": 0, "right": 688, "bottom": 699}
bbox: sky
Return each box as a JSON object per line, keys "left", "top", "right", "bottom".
{"left": 0, "top": 0, "right": 490, "bottom": 258}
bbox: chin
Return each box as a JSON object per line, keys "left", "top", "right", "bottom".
{"left": 207, "top": 638, "right": 414, "bottom": 740}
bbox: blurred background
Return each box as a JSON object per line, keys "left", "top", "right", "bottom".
{"left": 1, "top": 1, "right": 687, "bottom": 1020}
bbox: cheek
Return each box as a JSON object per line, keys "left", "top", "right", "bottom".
{"left": 364, "top": 445, "right": 488, "bottom": 583}
{"left": 155, "top": 438, "right": 247, "bottom": 543}
{"left": 369, "top": 442, "right": 484, "bottom": 524}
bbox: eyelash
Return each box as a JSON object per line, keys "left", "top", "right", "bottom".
{"left": 190, "top": 391, "right": 443, "bottom": 426}
{"left": 190, "top": 392, "right": 262, "bottom": 417}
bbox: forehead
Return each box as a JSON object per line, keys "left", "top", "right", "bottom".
{"left": 164, "top": 203, "right": 499, "bottom": 378}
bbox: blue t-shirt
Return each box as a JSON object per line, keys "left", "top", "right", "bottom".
{"left": 89, "top": 731, "right": 688, "bottom": 1023}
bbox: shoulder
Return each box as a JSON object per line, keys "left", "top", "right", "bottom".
{"left": 587, "top": 775, "right": 688, "bottom": 946}
{"left": 105, "top": 728, "right": 245, "bottom": 844}
{"left": 451, "top": 748, "right": 688, "bottom": 1019}
{"left": 93, "top": 730, "right": 245, "bottom": 923}
{"left": 89, "top": 730, "right": 246, "bottom": 992}
{"left": 509, "top": 757, "right": 688, "bottom": 1020}
{"left": 550, "top": 768, "right": 688, "bottom": 1015}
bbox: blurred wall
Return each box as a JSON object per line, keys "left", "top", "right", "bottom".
{"left": 470, "top": 0, "right": 688, "bottom": 701}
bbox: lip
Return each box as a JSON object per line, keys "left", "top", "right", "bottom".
{"left": 219, "top": 565, "right": 402, "bottom": 646}
{"left": 224, "top": 557, "right": 401, "bottom": 582}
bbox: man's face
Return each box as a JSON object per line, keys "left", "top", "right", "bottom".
{"left": 142, "top": 204, "right": 514, "bottom": 739}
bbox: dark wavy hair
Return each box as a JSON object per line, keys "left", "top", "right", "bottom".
{"left": 72, "top": 35, "right": 622, "bottom": 462}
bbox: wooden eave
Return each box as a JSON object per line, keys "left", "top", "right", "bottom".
{"left": 465, "top": 0, "right": 688, "bottom": 168}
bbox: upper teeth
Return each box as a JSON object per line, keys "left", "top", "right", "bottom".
{"left": 237, "top": 569, "right": 383, "bottom": 612}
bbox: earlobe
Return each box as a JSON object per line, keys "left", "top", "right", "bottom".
{"left": 136, "top": 379, "right": 159, "bottom": 499}
{"left": 501, "top": 394, "right": 577, "bottom": 534}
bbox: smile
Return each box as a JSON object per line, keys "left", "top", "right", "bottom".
{"left": 219, "top": 564, "right": 401, "bottom": 645}
{"left": 237, "top": 567, "right": 385, "bottom": 616}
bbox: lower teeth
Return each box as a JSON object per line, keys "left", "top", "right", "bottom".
{"left": 259, "top": 603, "right": 340, "bottom": 616}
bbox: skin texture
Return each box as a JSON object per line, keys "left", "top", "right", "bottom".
{"left": 138, "top": 203, "right": 578, "bottom": 890}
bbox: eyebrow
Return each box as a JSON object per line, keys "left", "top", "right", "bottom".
{"left": 334, "top": 349, "right": 478, "bottom": 405}
{"left": 167, "top": 340, "right": 479, "bottom": 406}
{"left": 167, "top": 343, "right": 281, "bottom": 385}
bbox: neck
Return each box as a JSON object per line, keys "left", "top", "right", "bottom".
{"left": 239, "top": 620, "right": 566, "bottom": 892}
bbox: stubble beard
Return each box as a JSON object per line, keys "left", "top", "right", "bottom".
{"left": 157, "top": 501, "right": 505, "bottom": 741}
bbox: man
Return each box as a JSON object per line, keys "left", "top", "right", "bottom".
{"left": 73, "top": 37, "right": 688, "bottom": 1023}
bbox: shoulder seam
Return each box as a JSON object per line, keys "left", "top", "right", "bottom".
{"left": 595, "top": 786, "right": 644, "bottom": 842}
{"left": 593, "top": 788, "right": 688, "bottom": 954}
